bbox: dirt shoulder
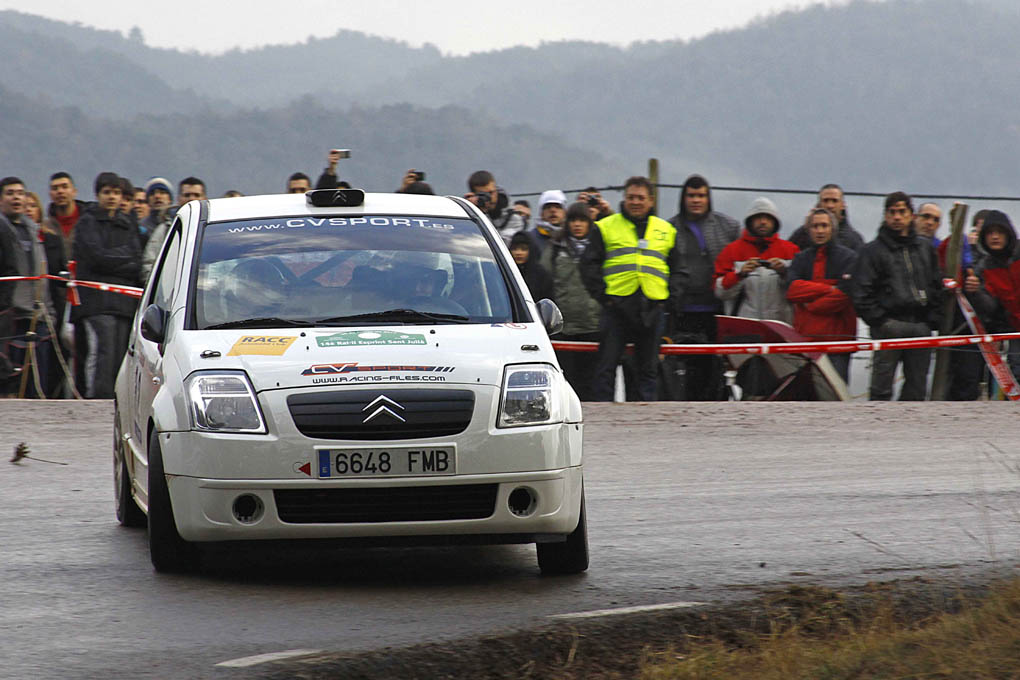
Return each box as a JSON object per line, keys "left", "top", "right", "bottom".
{"left": 265, "top": 570, "right": 1012, "bottom": 680}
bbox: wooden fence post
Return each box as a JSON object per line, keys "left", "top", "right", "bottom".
{"left": 648, "top": 158, "right": 659, "bottom": 210}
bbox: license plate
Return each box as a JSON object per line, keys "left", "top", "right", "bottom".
{"left": 317, "top": 447, "right": 456, "bottom": 478}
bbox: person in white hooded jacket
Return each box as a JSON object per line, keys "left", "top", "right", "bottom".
{"left": 524, "top": 189, "right": 567, "bottom": 258}
{"left": 714, "top": 197, "right": 800, "bottom": 325}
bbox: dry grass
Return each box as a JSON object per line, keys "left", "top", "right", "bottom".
{"left": 640, "top": 578, "right": 1020, "bottom": 680}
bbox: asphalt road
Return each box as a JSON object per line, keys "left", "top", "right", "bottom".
{"left": 1, "top": 400, "right": 1018, "bottom": 679}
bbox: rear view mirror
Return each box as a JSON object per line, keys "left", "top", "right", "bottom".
{"left": 536, "top": 299, "right": 563, "bottom": 336}
{"left": 140, "top": 304, "right": 167, "bottom": 344}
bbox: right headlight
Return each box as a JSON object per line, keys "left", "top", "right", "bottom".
{"left": 497, "top": 363, "right": 563, "bottom": 428}
{"left": 185, "top": 371, "right": 266, "bottom": 434}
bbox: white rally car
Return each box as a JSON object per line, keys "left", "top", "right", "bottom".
{"left": 113, "top": 189, "right": 587, "bottom": 575}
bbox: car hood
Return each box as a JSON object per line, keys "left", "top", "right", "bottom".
{"left": 174, "top": 324, "right": 555, "bottom": 392}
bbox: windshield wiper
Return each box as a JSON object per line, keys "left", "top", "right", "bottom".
{"left": 204, "top": 317, "right": 316, "bottom": 330}
{"left": 317, "top": 309, "right": 471, "bottom": 325}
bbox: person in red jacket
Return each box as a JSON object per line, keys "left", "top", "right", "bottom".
{"left": 786, "top": 208, "right": 859, "bottom": 384}
{"left": 714, "top": 197, "right": 800, "bottom": 324}
{"left": 973, "top": 210, "right": 1020, "bottom": 383}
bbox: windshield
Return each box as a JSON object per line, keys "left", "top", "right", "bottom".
{"left": 193, "top": 215, "right": 514, "bottom": 329}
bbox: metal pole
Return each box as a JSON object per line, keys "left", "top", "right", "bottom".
{"left": 929, "top": 201, "right": 968, "bottom": 400}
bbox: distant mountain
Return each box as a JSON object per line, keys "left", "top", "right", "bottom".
{"left": 4, "top": 0, "right": 1020, "bottom": 214}
{"left": 0, "top": 86, "right": 618, "bottom": 201}
{"left": 0, "top": 17, "right": 213, "bottom": 118}
{"left": 0, "top": 10, "right": 443, "bottom": 108}
{"left": 324, "top": 0, "right": 1020, "bottom": 194}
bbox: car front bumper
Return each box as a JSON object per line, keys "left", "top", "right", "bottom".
{"left": 166, "top": 466, "right": 583, "bottom": 542}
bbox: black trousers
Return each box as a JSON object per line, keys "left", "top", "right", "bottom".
{"left": 592, "top": 304, "right": 664, "bottom": 402}
{"left": 671, "top": 311, "right": 726, "bottom": 401}
{"left": 555, "top": 331, "right": 601, "bottom": 402}
{"left": 79, "top": 314, "right": 131, "bottom": 399}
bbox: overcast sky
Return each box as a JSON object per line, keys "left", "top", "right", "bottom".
{"left": 0, "top": 0, "right": 850, "bottom": 55}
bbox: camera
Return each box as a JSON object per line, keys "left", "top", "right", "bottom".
{"left": 757, "top": 259, "right": 772, "bottom": 269}
{"left": 331, "top": 149, "right": 351, "bottom": 159}
{"left": 474, "top": 191, "right": 491, "bottom": 209}
{"left": 413, "top": 171, "right": 426, "bottom": 182}
{"left": 586, "top": 194, "right": 601, "bottom": 207}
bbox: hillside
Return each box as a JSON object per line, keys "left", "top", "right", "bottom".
{"left": 0, "top": 10, "right": 443, "bottom": 109}
{"left": 0, "top": 86, "right": 617, "bottom": 200}
{"left": 3, "top": 0, "right": 1020, "bottom": 212}
{"left": 323, "top": 0, "right": 1020, "bottom": 194}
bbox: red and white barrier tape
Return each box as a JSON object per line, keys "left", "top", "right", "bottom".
{"left": 552, "top": 332, "right": 1020, "bottom": 355}
{"left": 0, "top": 274, "right": 143, "bottom": 301}
{"left": 944, "top": 278, "right": 1020, "bottom": 399}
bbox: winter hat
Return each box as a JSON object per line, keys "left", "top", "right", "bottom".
{"left": 538, "top": 189, "right": 567, "bottom": 209}
{"left": 145, "top": 176, "right": 173, "bottom": 199}
{"left": 744, "top": 197, "right": 782, "bottom": 234}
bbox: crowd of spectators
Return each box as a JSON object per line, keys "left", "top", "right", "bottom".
{"left": 2, "top": 150, "right": 1019, "bottom": 402}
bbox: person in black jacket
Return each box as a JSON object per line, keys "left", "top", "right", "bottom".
{"left": 789, "top": 184, "right": 866, "bottom": 252}
{"left": 852, "top": 192, "right": 943, "bottom": 401}
{"left": 666, "top": 174, "right": 740, "bottom": 400}
{"left": 509, "top": 231, "right": 553, "bottom": 302}
{"left": 0, "top": 201, "right": 17, "bottom": 387}
{"left": 71, "top": 172, "right": 142, "bottom": 398}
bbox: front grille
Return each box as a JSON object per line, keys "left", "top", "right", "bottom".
{"left": 287, "top": 388, "right": 475, "bottom": 440}
{"left": 274, "top": 484, "right": 498, "bottom": 524}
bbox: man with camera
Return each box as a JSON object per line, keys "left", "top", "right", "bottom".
{"left": 577, "top": 187, "right": 613, "bottom": 222}
{"left": 714, "top": 197, "right": 799, "bottom": 324}
{"left": 314, "top": 149, "right": 352, "bottom": 190}
{"left": 464, "top": 170, "right": 524, "bottom": 245}
{"left": 396, "top": 169, "right": 434, "bottom": 195}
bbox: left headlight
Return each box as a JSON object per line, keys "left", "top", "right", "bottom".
{"left": 185, "top": 371, "right": 266, "bottom": 434}
{"left": 498, "top": 363, "right": 563, "bottom": 428}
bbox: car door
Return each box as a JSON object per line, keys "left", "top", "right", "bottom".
{"left": 132, "top": 219, "right": 184, "bottom": 504}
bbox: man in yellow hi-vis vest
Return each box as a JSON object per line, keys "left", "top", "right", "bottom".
{"left": 581, "top": 176, "right": 689, "bottom": 401}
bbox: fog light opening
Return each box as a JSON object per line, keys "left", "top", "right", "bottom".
{"left": 508, "top": 487, "right": 537, "bottom": 517}
{"left": 232, "top": 494, "right": 264, "bottom": 524}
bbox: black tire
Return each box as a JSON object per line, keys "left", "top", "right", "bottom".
{"left": 114, "top": 412, "right": 146, "bottom": 527}
{"left": 147, "top": 432, "right": 198, "bottom": 573}
{"left": 537, "top": 492, "right": 589, "bottom": 575}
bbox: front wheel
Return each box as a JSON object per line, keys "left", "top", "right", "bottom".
{"left": 537, "top": 492, "right": 589, "bottom": 575}
{"left": 114, "top": 413, "right": 146, "bottom": 527}
{"left": 147, "top": 432, "right": 198, "bottom": 572}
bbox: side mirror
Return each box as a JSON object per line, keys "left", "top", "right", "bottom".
{"left": 140, "top": 304, "right": 167, "bottom": 344}
{"left": 536, "top": 299, "right": 563, "bottom": 336}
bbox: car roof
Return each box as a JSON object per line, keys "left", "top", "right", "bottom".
{"left": 204, "top": 192, "right": 473, "bottom": 223}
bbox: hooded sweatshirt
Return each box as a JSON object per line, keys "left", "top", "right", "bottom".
{"left": 974, "top": 211, "right": 1020, "bottom": 331}
{"left": 525, "top": 190, "right": 567, "bottom": 257}
{"left": 668, "top": 175, "right": 741, "bottom": 313}
{"left": 714, "top": 197, "right": 799, "bottom": 323}
{"left": 509, "top": 231, "right": 553, "bottom": 302}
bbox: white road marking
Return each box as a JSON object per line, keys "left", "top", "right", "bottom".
{"left": 548, "top": 601, "right": 707, "bottom": 620}
{"left": 215, "top": 649, "right": 322, "bottom": 668}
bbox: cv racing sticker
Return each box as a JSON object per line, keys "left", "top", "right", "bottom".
{"left": 316, "top": 330, "right": 427, "bottom": 348}
{"left": 227, "top": 335, "right": 298, "bottom": 356}
{"left": 302, "top": 362, "right": 455, "bottom": 384}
